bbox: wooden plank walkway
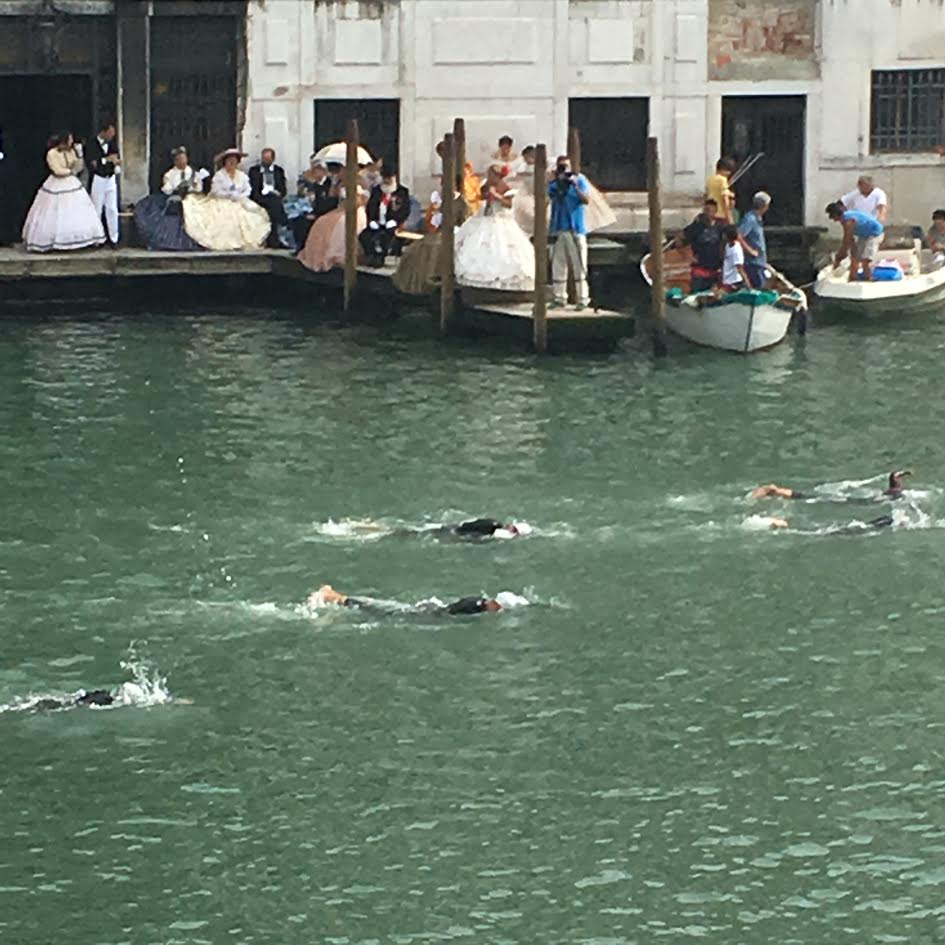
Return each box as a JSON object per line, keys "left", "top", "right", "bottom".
{"left": 0, "top": 246, "right": 280, "bottom": 279}
{"left": 0, "top": 243, "right": 634, "bottom": 349}
{"left": 0, "top": 239, "right": 632, "bottom": 280}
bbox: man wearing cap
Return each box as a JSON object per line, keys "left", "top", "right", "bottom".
{"left": 249, "top": 147, "right": 288, "bottom": 248}
{"left": 738, "top": 191, "right": 771, "bottom": 289}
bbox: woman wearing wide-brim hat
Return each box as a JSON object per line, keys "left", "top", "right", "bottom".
{"left": 182, "top": 147, "right": 270, "bottom": 251}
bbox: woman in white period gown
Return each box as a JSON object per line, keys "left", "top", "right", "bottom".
{"left": 22, "top": 132, "right": 105, "bottom": 253}
{"left": 182, "top": 148, "right": 270, "bottom": 251}
{"left": 512, "top": 147, "right": 539, "bottom": 236}
{"left": 454, "top": 165, "right": 534, "bottom": 292}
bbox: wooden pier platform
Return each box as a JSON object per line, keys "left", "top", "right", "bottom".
{"left": 0, "top": 243, "right": 633, "bottom": 350}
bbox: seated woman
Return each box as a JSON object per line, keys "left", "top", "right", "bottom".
{"left": 182, "top": 148, "right": 270, "bottom": 251}
{"left": 134, "top": 146, "right": 206, "bottom": 251}
{"left": 284, "top": 156, "right": 335, "bottom": 251}
{"left": 454, "top": 164, "right": 534, "bottom": 292}
{"left": 393, "top": 189, "right": 448, "bottom": 296}
{"left": 297, "top": 181, "right": 367, "bottom": 273}
{"left": 22, "top": 131, "right": 105, "bottom": 253}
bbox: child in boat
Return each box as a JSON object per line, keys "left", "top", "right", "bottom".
{"left": 706, "top": 158, "right": 736, "bottom": 224}
{"left": 721, "top": 225, "right": 748, "bottom": 293}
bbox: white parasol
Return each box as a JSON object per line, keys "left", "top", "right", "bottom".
{"left": 313, "top": 142, "right": 374, "bottom": 166}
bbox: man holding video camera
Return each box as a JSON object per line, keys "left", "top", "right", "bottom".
{"left": 548, "top": 156, "right": 591, "bottom": 310}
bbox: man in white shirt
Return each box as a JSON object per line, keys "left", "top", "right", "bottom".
{"left": 842, "top": 175, "right": 888, "bottom": 222}
{"left": 87, "top": 120, "right": 121, "bottom": 245}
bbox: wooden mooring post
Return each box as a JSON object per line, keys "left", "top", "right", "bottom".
{"left": 343, "top": 119, "right": 360, "bottom": 313}
{"left": 566, "top": 127, "right": 582, "bottom": 304}
{"left": 532, "top": 143, "right": 549, "bottom": 354}
{"left": 439, "top": 132, "right": 456, "bottom": 335}
{"left": 646, "top": 136, "right": 668, "bottom": 357}
{"left": 453, "top": 117, "right": 468, "bottom": 224}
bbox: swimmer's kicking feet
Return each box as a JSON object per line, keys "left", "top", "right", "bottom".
{"left": 752, "top": 471, "right": 912, "bottom": 501}
{"left": 310, "top": 585, "right": 504, "bottom": 615}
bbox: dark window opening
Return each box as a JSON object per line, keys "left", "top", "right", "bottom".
{"left": 568, "top": 97, "right": 649, "bottom": 190}
{"left": 149, "top": 15, "right": 240, "bottom": 191}
{"left": 871, "top": 68, "right": 945, "bottom": 153}
{"left": 722, "top": 95, "right": 806, "bottom": 226}
{"left": 313, "top": 99, "right": 400, "bottom": 173}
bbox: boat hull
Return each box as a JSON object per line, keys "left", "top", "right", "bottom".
{"left": 665, "top": 300, "right": 792, "bottom": 353}
{"left": 639, "top": 251, "right": 805, "bottom": 353}
{"left": 813, "top": 265, "right": 945, "bottom": 316}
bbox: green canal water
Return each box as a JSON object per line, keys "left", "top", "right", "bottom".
{"left": 3, "top": 304, "right": 945, "bottom": 944}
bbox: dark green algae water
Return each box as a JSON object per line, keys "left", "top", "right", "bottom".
{"left": 3, "top": 303, "right": 945, "bottom": 944}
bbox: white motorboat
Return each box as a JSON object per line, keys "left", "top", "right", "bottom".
{"left": 641, "top": 247, "right": 807, "bottom": 353}
{"left": 814, "top": 240, "right": 945, "bottom": 314}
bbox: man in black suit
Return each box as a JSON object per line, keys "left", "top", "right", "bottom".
{"left": 359, "top": 169, "right": 411, "bottom": 267}
{"left": 87, "top": 120, "right": 121, "bottom": 245}
{"left": 249, "top": 147, "right": 287, "bottom": 248}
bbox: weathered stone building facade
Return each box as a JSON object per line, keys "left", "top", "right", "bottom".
{"left": 0, "top": 0, "right": 246, "bottom": 241}
{"left": 243, "top": 0, "right": 945, "bottom": 227}
{"left": 2, "top": 0, "right": 944, "bottom": 237}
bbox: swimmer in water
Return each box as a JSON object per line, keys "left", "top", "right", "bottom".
{"left": 752, "top": 470, "right": 912, "bottom": 501}
{"left": 310, "top": 584, "right": 504, "bottom": 615}
{"left": 450, "top": 518, "right": 526, "bottom": 539}
{"left": 765, "top": 514, "right": 894, "bottom": 534}
{"left": 31, "top": 689, "right": 115, "bottom": 711}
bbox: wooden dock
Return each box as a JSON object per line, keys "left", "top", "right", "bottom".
{"left": 0, "top": 243, "right": 633, "bottom": 350}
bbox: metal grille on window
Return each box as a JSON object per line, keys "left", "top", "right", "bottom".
{"left": 870, "top": 69, "right": 945, "bottom": 153}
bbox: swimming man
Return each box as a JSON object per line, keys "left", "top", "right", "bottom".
{"left": 310, "top": 585, "right": 504, "bottom": 615}
{"left": 451, "top": 518, "right": 526, "bottom": 539}
{"left": 31, "top": 689, "right": 116, "bottom": 711}
{"left": 752, "top": 471, "right": 911, "bottom": 501}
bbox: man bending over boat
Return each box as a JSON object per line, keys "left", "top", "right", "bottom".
{"left": 308, "top": 585, "right": 510, "bottom": 615}
{"left": 826, "top": 201, "right": 885, "bottom": 283}
{"left": 752, "top": 471, "right": 911, "bottom": 501}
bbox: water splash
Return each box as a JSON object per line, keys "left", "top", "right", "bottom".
{"left": 1, "top": 649, "right": 174, "bottom": 713}
{"left": 308, "top": 517, "right": 541, "bottom": 542}
{"left": 741, "top": 515, "right": 788, "bottom": 532}
{"left": 115, "top": 651, "right": 172, "bottom": 707}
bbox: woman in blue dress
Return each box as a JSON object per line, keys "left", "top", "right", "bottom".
{"left": 134, "top": 147, "right": 206, "bottom": 251}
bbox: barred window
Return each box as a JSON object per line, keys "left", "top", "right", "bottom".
{"left": 870, "top": 68, "right": 945, "bottom": 152}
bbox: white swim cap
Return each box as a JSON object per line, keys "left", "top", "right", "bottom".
{"left": 495, "top": 591, "right": 528, "bottom": 609}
